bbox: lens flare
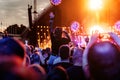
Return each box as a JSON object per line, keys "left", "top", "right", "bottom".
{"left": 89, "top": 0, "right": 103, "bottom": 10}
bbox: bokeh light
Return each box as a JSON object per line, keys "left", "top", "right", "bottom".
{"left": 70, "top": 21, "right": 80, "bottom": 32}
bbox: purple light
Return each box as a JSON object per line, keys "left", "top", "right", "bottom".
{"left": 70, "top": 21, "right": 80, "bottom": 32}
{"left": 115, "top": 21, "right": 120, "bottom": 30}
{"left": 50, "top": 0, "right": 62, "bottom": 6}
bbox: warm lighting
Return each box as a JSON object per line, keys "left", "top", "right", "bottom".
{"left": 89, "top": 0, "right": 103, "bottom": 10}
{"left": 37, "top": 32, "right": 39, "bottom": 35}
{"left": 90, "top": 25, "right": 104, "bottom": 35}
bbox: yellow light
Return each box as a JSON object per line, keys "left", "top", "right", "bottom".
{"left": 89, "top": 0, "right": 102, "bottom": 10}
{"left": 90, "top": 25, "right": 104, "bottom": 35}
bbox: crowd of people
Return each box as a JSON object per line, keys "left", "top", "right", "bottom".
{"left": 0, "top": 12, "right": 120, "bottom": 80}
{"left": 0, "top": 25, "right": 120, "bottom": 80}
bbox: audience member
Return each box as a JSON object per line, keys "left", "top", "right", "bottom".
{"left": 0, "top": 37, "right": 25, "bottom": 60}
{"left": 46, "top": 66, "right": 69, "bottom": 80}
{"left": 52, "top": 45, "right": 73, "bottom": 70}
{"left": 67, "top": 47, "right": 86, "bottom": 80}
{"left": 49, "top": 12, "right": 71, "bottom": 55}
{"left": 30, "top": 52, "right": 41, "bottom": 64}
{"left": 0, "top": 56, "right": 39, "bottom": 80}
{"left": 28, "top": 64, "right": 46, "bottom": 80}
{"left": 83, "top": 32, "right": 120, "bottom": 80}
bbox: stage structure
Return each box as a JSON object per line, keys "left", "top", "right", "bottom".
{"left": 31, "top": 0, "right": 120, "bottom": 48}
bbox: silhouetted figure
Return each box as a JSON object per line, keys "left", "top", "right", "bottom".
{"left": 46, "top": 66, "right": 69, "bottom": 80}
{"left": 83, "top": 32, "right": 120, "bottom": 80}
{"left": 67, "top": 47, "right": 86, "bottom": 80}
{"left": 0, "top": 56, "right": 40, "bottom": 80}
{"left": 0, "top": 37, "right": 25, "bottom": 60}
{"left": 49, "top": 12, "right": 71, "bottom": 55}
{"left": 52, "top": 45, "right": 73, "bottom": 70}
{"left": 28, "top": 64, "right": 46, "bottom": 80}
{"left": 88, "top": 41, "right": 120, "bottom": 80}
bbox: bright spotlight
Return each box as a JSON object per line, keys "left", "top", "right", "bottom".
{"left": 89, "top": 0, "right": 103, "bottom": 10}
{"left": 90, "top": 25, "right": 104, "bottom": 35}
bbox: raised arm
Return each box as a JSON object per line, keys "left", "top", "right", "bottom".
{"left": 82, "top": 33, "right": 99, "bottom": 78}
{"left": 49, "top": 12, "right": 55, "bottom": 33}
{"left": 108, "top": 32, "right": 120, "bottom": 47}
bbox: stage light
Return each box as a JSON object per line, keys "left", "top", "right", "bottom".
{"left": 70, "top": 21, "right": 80, "bottom": 32}
{"left": 89, "top": 0, "right": 103, "bottom": 10}
{"left": 90, "top": 25, "right": 104, "bottom": 35}
{"left": 50, "top": 0, "right": 62, "bottom": 6}
{"left": 114, "top": 21, "right": 120, "bottom": 31}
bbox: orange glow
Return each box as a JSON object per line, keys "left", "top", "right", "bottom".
{"left": 89, "top": 0, "right": 103, "bottom": 10}
{"left": 89, "top": 25, "right": 104, "bottom": 35}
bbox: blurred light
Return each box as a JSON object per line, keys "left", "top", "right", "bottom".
{"left": 70, "top": 21, "right": 80, "bottom": 32}
{"left": 50, "top": 0, "right": 62, "bottom": 6}
{"left": 89, "top": 0, "right": 103, "bottom": 10}
{"left": 90, "top": 25, "right": 104, "bottom": 35}
{"left": 114, "top": 21, "right": 120, "bottom": 31}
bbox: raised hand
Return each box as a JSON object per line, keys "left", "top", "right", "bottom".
{"left": 108, "top": 32, "right": 120, "bottom": 47}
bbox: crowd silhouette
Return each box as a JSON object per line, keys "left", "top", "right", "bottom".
{"left": 0, "top": 25, "right": 120, "bottom": 80}
{"left": 0, "top": 11, "right": 120, "bottom": 80}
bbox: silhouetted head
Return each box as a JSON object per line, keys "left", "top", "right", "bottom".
{"left": 59, "top": 45, "right": 70, "bottom": 60}
{"left": 88, "top": 41, "right": 120, "bottom": 80}
{"left": 0, "top": 56, "right": 39, "bottom": 80}
{"left": 0, "top": 38, "right": 25, "bottom": 60}
{"left": 30, "top": 53, "right": 40, "bottom": 64}
{"left": 54, "top": 27, "right": 62, "bottom": 38}
{"left": 46, "top": 66, "right": 69, "bottom": 80}
{"left": 28, "top": 64, "right": 46, "bottom": 80}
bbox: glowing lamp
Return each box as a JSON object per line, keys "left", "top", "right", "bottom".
{"left": 70, "top": 21, "right": 80, "bottom": 32}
